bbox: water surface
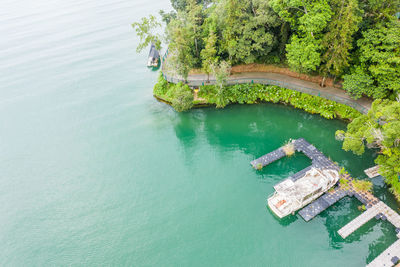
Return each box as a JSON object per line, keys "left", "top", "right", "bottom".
{"left": 0, "top": 0, "right": 398, "bottom": 266}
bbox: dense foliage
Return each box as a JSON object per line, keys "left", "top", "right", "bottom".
{"left": 336, "top": 99, "right": 400, "bottom": 197}
{"left": 134, "top": 0, "right": 400, "bottom": 98}
{"left": 154, "top": 74, "right": 361, "bottom": 120}
{"left": 153, "top": 74, "right": 194, "bottom": 111}
{"left": 198, "top": 83, "right": 361, "bottom": 120}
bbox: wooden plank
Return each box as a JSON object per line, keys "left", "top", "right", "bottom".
{"left": 338, "top": 202, "right": 384, "bottom": 238}
{"left": 367, "top": 239, "right": 400, "bottom": 267}
{"left": 364, "top": 165, "right": 380, "bottom": 178}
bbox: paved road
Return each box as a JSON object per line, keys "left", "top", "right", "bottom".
{"left": 163, "top": 67, "right": 372, "bottom": 113}
{"left": 188, "top": 72, "right": 372, "bottom": 113}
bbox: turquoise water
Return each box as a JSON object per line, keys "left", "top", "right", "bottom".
{"left": 1, "top": 0, "right": 398, "bottom": 266}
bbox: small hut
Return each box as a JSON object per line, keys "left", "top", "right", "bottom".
{"left": 147, "top": 43, "right": 160, "bottom": 67}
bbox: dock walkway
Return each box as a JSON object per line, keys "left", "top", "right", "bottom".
{"left": 252, "top": 138, "right": 400, "bottom": 266}
{"left": 298, "top": 188, "right": 347, "bottom": 222}
{"left": 338, "top": 202, "right": 385, "bottom": 238}
{"left": 367, "top": 239, "right": 400, "bottom": 267}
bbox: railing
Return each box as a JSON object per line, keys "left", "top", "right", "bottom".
{"left": 160, "top": 56, "right": 369, "bottom": 114}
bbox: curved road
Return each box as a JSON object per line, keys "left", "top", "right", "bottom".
{"left": 163, "top": 70, "right": 372, "bottom": 114}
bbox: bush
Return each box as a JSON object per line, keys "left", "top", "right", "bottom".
{"left": 154, "top": 74, "right": 362, "bottom": 119}
{"left": 198, "top": 84, "right": 361, "bottom": 121}
{"left": 153, "top": 75, "right": 194, "bottom": 112}
{"left": 282, "top": 142, "right": 295, "bottom": 156}
{"left": 171, "top": 83, "right": 194, "bottom": 112}
{"left": 352, "top": 179, "right": 373, "bottom": 193}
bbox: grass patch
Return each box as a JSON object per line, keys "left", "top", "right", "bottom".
{"left": 352, "top": 179, "right": 373, "bottom": 193}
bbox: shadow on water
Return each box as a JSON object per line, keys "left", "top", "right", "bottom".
{"left": 319, "top": 197, "right": 365, "bottom": 249}
{"left": 316, "top": 194, "right": 398, "bottom": 264}
{"left": 168, "top": 103, "right": 400, "bottom": 263}
{"left": 366, "top": 220, "right": 398, "bottom": 264}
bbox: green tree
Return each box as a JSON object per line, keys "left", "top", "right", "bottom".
{"left": 167, "top": 17, "right": 196, "bottom": 80}
{"left": 270, "top": 0, "right": 332, "bottom": 73}
{"left": 216, "top": 0, "right": 280, "bottom": 64}
{"left": 211, "top": 60, "right": 231, "bottom": 107}
{"left": 336, "top": 99, "right": 400, "bottom": 197}
{"left": 132, "top": 15, "right": 162, "bottom": 52}
{"left": 201, "top": 27, "right": 218, "bottom": 82}
{"left": 320, "top": 0, "right": 362, "bottom": 84}
{"left": 171, "top": 83, "right": 194, "bottom": 111}
{"left": 186, "top": 0, "right": 204, "bottom": 59}
{"left": 359, "top": 0, "right": 400, "bottom": 27}
{"left": 286, "top": 36, "right": 321, "bottom": 73}
{"left": 342, "top": 67, "right": 375, "bottom": 99}
{"left": 343, "top": 20, "right": 400, "bottom": 99}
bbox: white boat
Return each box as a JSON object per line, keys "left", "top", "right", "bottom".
{"left": 268, "top": 167, "right": 339, "bottom": 218}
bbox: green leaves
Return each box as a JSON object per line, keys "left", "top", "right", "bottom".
{"left": 286, "top": 35, "right": 321, "bottom": 73}
{"left": 337, "top": 99, "right": 400, "bottom": 198}
{"left": 343, "top": 20, "right": 400, "bottom": 99}
{"left": 132, "top": 15, "right": 162, "bottom": 53}
{"left": 343, "top": 67, "right": 375, "bottom": 99}
{"left": 321, "top": 0, "right": 362, "bottom": 78}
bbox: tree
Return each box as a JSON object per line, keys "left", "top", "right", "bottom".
{"left": 201, "top": 27, "right": 218, "bottom": 82}
{"left": 171, "top": 83, "right": 194, "bottom": 111}
{"left": 170, "top": 0, "right": 211, "bottom": 11}
{"left": 167, "top": 17, "right": 196, "bottom": 80}
{"left": 186, "top": 0, "right": 204, "bottom": 61}
{"left": 336, "top": 99, "right": 400, "bottom": 197}
{"left": 320, "top": 0, "right": 362, "bottom": 84}
{"left": 132, "top": 15, "right": 162, "bottom": 52}
{"left": 215, "top": 0, "right": 281, "bottom": 65}
{"left": 211, "top": 60, "right": 231, "bottom": 107}
{"left": 270, "top": 0, "right": 332, "bottom": 73}
{"left": 342, "top": 67, "right": 375, "bottom": 99}
{"left": 343, "top": 20, "right": 400, "bottom": 99}
{"left": 286, "top": 35, "right": 321, "bottom": 73}
{"left": 358, "top": 0, "right": 400, "bottom": 28}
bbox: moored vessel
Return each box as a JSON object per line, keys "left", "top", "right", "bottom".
{"left": 268, "top": 167, "right": 339, "bottom": 218}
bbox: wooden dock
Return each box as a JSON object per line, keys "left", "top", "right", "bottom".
{"left": 253, "top": 138, "right": 400, "bottom": 266}
{"left": 367, "top": 239, "right": 400, "bottom": 267}
{"left": 364, "top": 165, "right": 380, "bottom": 178}
{"left": 250, "top": 147, "right": 286, "bottom": 168}
{"left": 338, "top": 202, "right": 384, "bottom": 238}
{"left": 298, "top": 187, "right": 347, "bottom": 221}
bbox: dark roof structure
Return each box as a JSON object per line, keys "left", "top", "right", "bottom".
{"left": 148, "top": 43, "right": 159, "bottom": 59}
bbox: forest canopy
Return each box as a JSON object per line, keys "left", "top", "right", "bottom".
{"left": 133, "top": 0, "right": 400, "bottom": 99}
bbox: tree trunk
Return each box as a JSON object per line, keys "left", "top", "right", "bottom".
{"left": 321, "top": 76, "right": 327, "bottom": 87}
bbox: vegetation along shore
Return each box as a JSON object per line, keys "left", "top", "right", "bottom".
{"left": 133, "top": 0, "right": 400, "bottom": 199}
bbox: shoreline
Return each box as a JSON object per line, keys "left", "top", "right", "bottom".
{"left": 153, "top": 79, "right": 362, "bottom": 122}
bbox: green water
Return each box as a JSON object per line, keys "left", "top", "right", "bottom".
{"left": 1, "top": 0, "right": 398, "bottom": 266}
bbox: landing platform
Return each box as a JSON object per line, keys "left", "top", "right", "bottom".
{"left": 367, "top": 239, "right": 400, "bottom": 267}
{"left": 298, "top": 188, "right": 347, "bottom": 221}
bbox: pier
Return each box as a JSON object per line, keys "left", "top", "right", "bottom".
{"left": 364, "top": 165, "right": 380, "bottom": 178}
{"left": 253, "top": 138, "right": 400, "bottom": 266}
{"left": 367, "top": 240, "right": 400, "bottom": 267}
{"left": 338, "top": 202, "right": 385, "bottom": 238}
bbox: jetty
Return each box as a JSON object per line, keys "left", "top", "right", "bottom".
{"left": 364, "top": 165, "right": 380, "bottom": 178}
{"left": 253, "top": 138, "right": 400, "bottom": 266}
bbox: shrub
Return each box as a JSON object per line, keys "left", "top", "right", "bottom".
{"left": 339, "top": 178, "right": 350, "bottom": 190}
{"left": 352, "top": 179, "right": 373, "bottom": 193}
{"left": 171, "top": 83, "right": 194, "bottom": 112}
{"left": 282, "top": 142, "right": 295, "bottom": 156}
{"left": 256, "top": 163, "right": 263, "bottom": 170}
